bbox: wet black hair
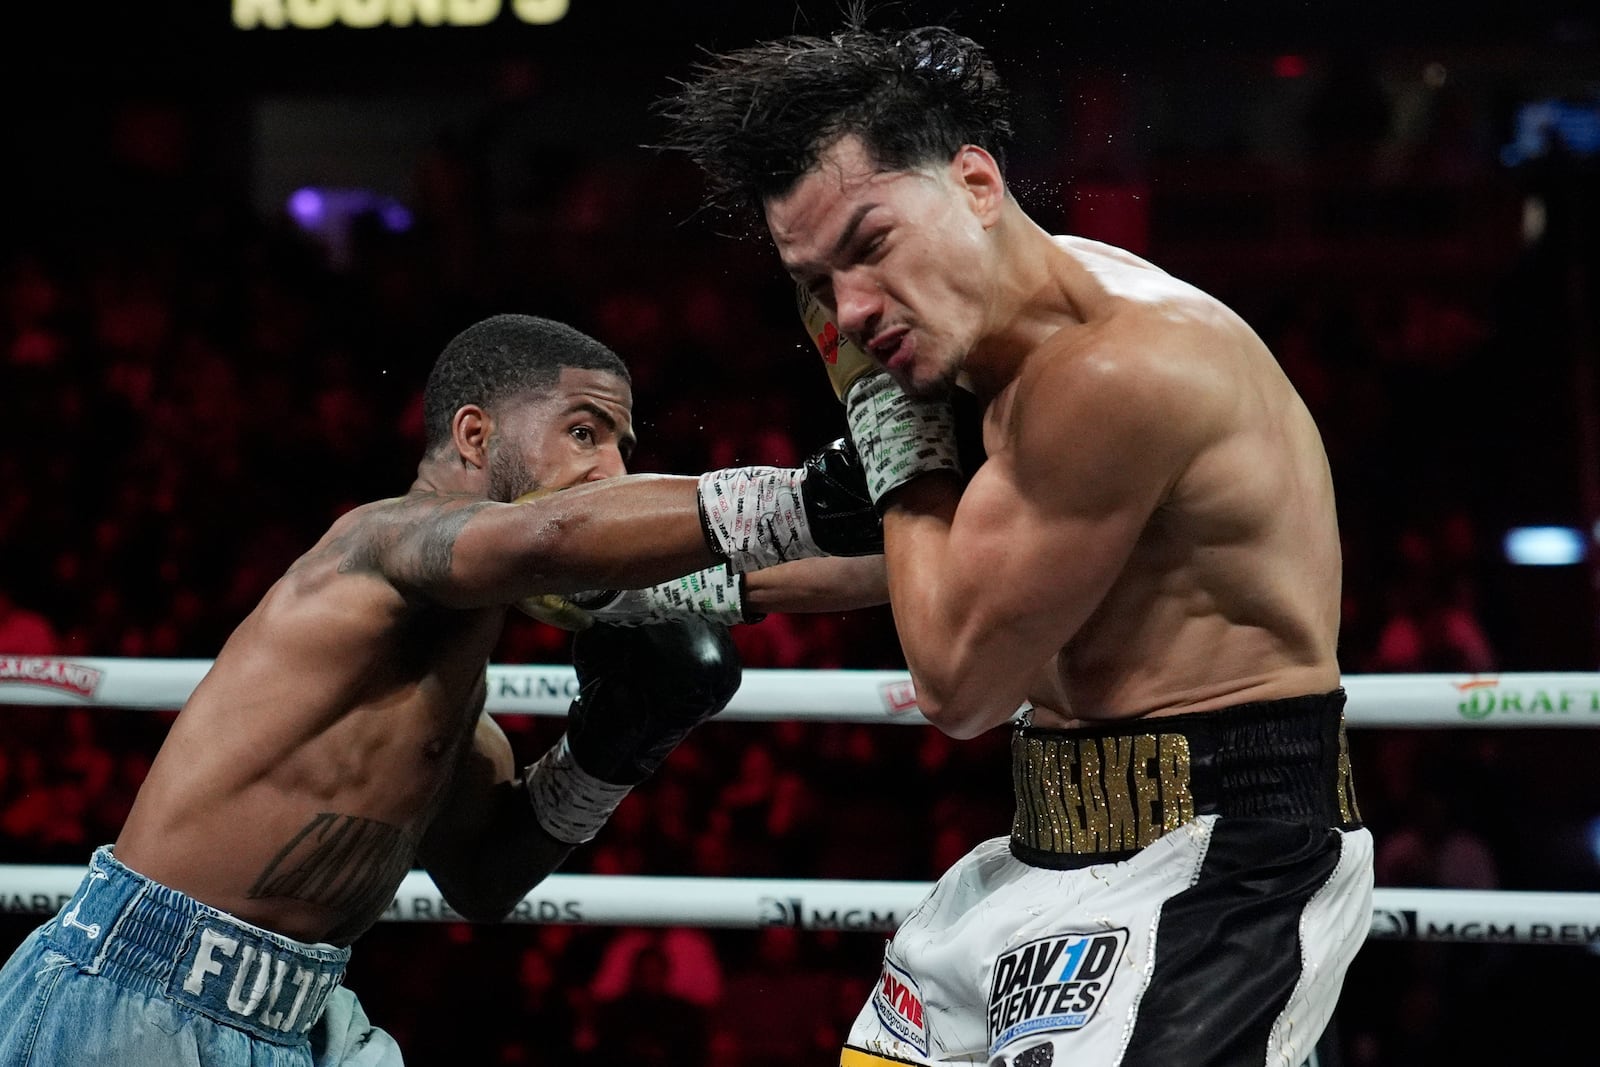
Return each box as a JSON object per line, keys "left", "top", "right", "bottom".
{"left": 659, "top": 21, "right": 1013, "bottom": 223}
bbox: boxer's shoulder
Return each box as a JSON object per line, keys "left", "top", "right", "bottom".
{"left": 279, "top": 491, "right": 494, "bottom": 596}
{"left": 1009, "top": 323, "right": 1226, "bottom": 444}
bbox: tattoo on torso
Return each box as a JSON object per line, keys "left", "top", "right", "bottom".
{"left": 248, "top": 813, "right": 417, "bottom": 925}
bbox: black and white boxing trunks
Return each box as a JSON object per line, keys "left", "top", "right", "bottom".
{"left": 841, "top": 690, "right": 1374, "bottom": 1067}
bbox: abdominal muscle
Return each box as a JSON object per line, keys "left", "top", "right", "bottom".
{"left": 1023, "top": 545, "right": 1341, "bottom": 730}
{"left": 113, "top": 692, "right": 454, "bottom": 946}
{"left": 118, "top": 788, "right": 423, "bottom": 947}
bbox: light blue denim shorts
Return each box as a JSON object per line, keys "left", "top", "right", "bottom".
{"left": 0, "top": 846, "right": 402, "bottom": 1066}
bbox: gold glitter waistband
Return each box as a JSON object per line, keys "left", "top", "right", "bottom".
{"left": 1009, "top": 691, "right": 1359, "bottom": 867}
{"left": 1011, "top": 729, "right": 1196, "bottom": 859}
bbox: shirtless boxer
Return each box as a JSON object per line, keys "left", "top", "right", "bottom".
{"left": 663, "top": 23, "right": 1374, "bottom": 1067}
{"left": 0, "top": 313, "right": 887, "bottom": 1066}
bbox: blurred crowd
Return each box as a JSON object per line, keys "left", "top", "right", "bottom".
{"left": 4, "top": 42, "right": 1600, "bottom": 1065}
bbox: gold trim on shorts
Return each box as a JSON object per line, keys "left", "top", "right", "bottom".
{"left": 1010, "top": 693, "right": 1359, "bottom": 864}
{"left": 1011, "top": 728, "right": 1196, "bottom": 857}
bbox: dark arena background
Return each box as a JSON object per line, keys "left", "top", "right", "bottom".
{"left": 3, "top": 2, "right": 1599, "bottom": 1064}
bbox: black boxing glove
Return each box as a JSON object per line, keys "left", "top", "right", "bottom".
{"left": 696, "top": 437, "right": 884, "bottom": 573}
{"left": 564, "top": 618, "right": 742, "bottom": 785}
{"left": 799, "top": 437, "right": 885, "bottom": 554}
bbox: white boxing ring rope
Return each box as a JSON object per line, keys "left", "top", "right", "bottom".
{"left": 0, "top": 867, "right": 1597, "bottom": 947}
{"left": 3, "top": 658, "right": 1600, "bottom": 947}
{"left": 5, "top": 658, "right": 1600, "bottom": 726}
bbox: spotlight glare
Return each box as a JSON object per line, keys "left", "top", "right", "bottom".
{"left": 1503, "top": 526, "right": 1586, "bottom": 566}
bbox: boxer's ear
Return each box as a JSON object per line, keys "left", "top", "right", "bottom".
{"left": 452, "top": 404, "right": 491, "bottom": 469}
{"left": 952, "top": 145, "right": 1005, "bottom": 228}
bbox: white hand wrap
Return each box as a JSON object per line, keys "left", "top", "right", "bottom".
{"left": 697, "top": 466, "right": 822, "bottom": 573}
{"left": 574, "top": 564, "right": 750, "bottom": 626}
{"left": 524, "top": 734, "right": 634, "bottom": 845}
{"left": 843, "top": 373, "right": 962, "bottom": 505}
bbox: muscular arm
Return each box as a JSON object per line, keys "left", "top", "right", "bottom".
{"left": 882, "top": 345, "right": 1212, "bottom": 738}
{"left": 382, "top": 474, "right": 718, "bottom": 609}
{"left": 743, "top": 554, "right": 888, "bottom": 615}
{"left": 416, "top": 714, "right": 570, "bottom": 922}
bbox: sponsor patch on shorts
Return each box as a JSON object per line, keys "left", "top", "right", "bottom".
{"left": 987, "top": 928, "right": 1128, "bottom": 1056}
{"left": 871, "top": 954, "right": 928, "bottom": 1056}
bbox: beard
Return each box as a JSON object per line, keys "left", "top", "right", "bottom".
{"left": 901, "top": 370, "right": 957, "bottom": 401}
{"left": 487, "top": 444, "right": 538, "bottom": 503}
{"left": 897, "top": 351, "right": 961, "bottom": 401}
